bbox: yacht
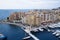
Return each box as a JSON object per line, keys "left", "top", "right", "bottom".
{"left": 53, "top": 32, "right": 57, "bottom": 35}
{"left": 55, "top": 33, "right": 60, "bottom": 37}
{"left": 39, "top": 28, "right": 44, "bottom": 31}
{"left": 22, "top": 36, "right": 31, "bottom": 40}
{"left": 0, "top": 34, "right": 7, "bottom": 40}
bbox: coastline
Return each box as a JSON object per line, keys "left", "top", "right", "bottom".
{"left": 1, "top": 22, "right": 60, "bottom": 40}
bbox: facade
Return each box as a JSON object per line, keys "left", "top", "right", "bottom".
{"left": 22, "top": 11, "right": 41, "bottom": 26}
{"left": 9, "top": 13, "right": 17, "bottom": 21}
{"left": 8, "top": 9, "right": 60, "bottom": 26}
{"left": 9, "top": 12, "right": 25, "bottom": 22}
{"left": 55, "top": 10, "right": 60, "bottom": 20}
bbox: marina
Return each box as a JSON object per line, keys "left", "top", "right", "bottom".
{"left": 0, "top": 23, "right": 60, "bottom": 40}
{"left": 0, "top": 21, "right": 60, "bottom": 40}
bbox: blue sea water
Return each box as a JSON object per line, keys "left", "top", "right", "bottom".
{"left": 0, "top": 10, "right": 60, "bottom": 40}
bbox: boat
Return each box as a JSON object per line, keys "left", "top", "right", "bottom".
{"left": 31, "top": 29, "right": 39, "bottom": 33}
{"left": 55, "top": 33, "right": 60, "bottom": 37}
{"left": 39, "top": 28, "right": 44, "bottom": 31}
{"left": 52, "top": 32, "right": 57, "bottom": 35}
{"left": 0, "top": 34, "right": 7, "bottom": 40}
{"left": 52, "top": 30, "right": 59, "bottom": 35}
{"left": 47, "top": 29, "right": 51, "bottom": 32}
{"left": 22, "top": 36, "right": 31, "bottom": 40}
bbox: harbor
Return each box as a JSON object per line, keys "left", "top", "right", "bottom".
{"left": 0, "top": 23, "right": 59, "bottom": 40}
{"left": 1, "top": 22, "right": 40, "bottom": 40}
{"left": 0, "top": 21, "right": 60, "bottom": 40}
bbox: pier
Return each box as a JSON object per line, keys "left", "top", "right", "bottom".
{"left": 22, "top": 28, "right": 39, "bottom": 40}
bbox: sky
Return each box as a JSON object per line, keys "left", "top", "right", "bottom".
{"left": 0, "top": 0, "right": 60, "bottom": 19}
{"left": 0, "top": 0, "right": 60, "bottom": 9}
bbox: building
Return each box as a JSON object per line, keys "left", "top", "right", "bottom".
{"left": 8, "top": 9, "right": 60, "bottom": 26}
{"left": 9, "top": 13, "right": 17, "bottom": 22}
{"left": 9, "top": 12, "right": 25, "bottom": 22}
{"left": 22, "top": 11, "right": 41, "bottom": 26}
{"left": 55, "top": 10, "right": 60, "bottom": 20}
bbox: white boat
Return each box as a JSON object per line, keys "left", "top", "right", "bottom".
{"left": 48, "top": 25, "right": 54, "bottom": 28}
{"left": 33, "top": 29, "right": 38, "bottom": 32}
{"left": 53, "top": 30, "right": 60, "bottom": 35}
{"left": 0, "top": 34, "right": 7, "bottom": 40}
{"left": 47, "top": 29, "right": 51, "bottom": 32}
{"left": 0, "top": 34, "right": 5, "bottom": 37}
{"left": 22, "top": 36, "right": 31, "bottom": 40}
{"left": 39, "top": 28, "right": 44, "bottom": 31}
{"left": 56, "top": 33, "right": 60, "bottom": 36}
{"left": 52, "top": 32, "right": 57, "bottom": 35}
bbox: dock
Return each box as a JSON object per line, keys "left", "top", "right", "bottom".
{"left": 24, "top": 30, "right": 39, "bottom": 40}
{"left": 21, "top": 27, "right": 39, "bottom": 40}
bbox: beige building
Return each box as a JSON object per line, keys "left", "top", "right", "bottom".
{"left": 8, "top": 9, "right": 60, "bottom": 26}
{"left": 39, "top": 11, "right": 57, "bottom": 24}
{"left": 22, "top": 10, "right": 58, "bottom": 26}
{"left": 22, "top": 11, "right": 41, "bottom": 26}
{"left": 9, "top": 13, "right": 17, "bottom": 21}
{"left": 55, "top": 10, "right": 60, "bottom": 20}
{"left": 9, "top": 12, "right": 25, "bottom": 21}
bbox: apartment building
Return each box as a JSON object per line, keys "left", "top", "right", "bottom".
{"left": 8, "top": 9, "right": 60, "bottom": 26}
{"left": 22, "top": 11, "right": 41, "bottom": 26}
{"left": 55, "top": 10, "right": 60, "bottom": 20}
{"left": 9, "top": 12, "right": 25, "bottom": 22}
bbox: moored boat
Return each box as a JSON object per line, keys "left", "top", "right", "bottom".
{"left": 0, "top": 34, "right": 7, "bottom": 40}
{"left": 22, "top": 36, "right": 31, "bottom": 40}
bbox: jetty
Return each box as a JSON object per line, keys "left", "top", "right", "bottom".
{"left": 21, "top": 27, "right": 39, "bottom": 40}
